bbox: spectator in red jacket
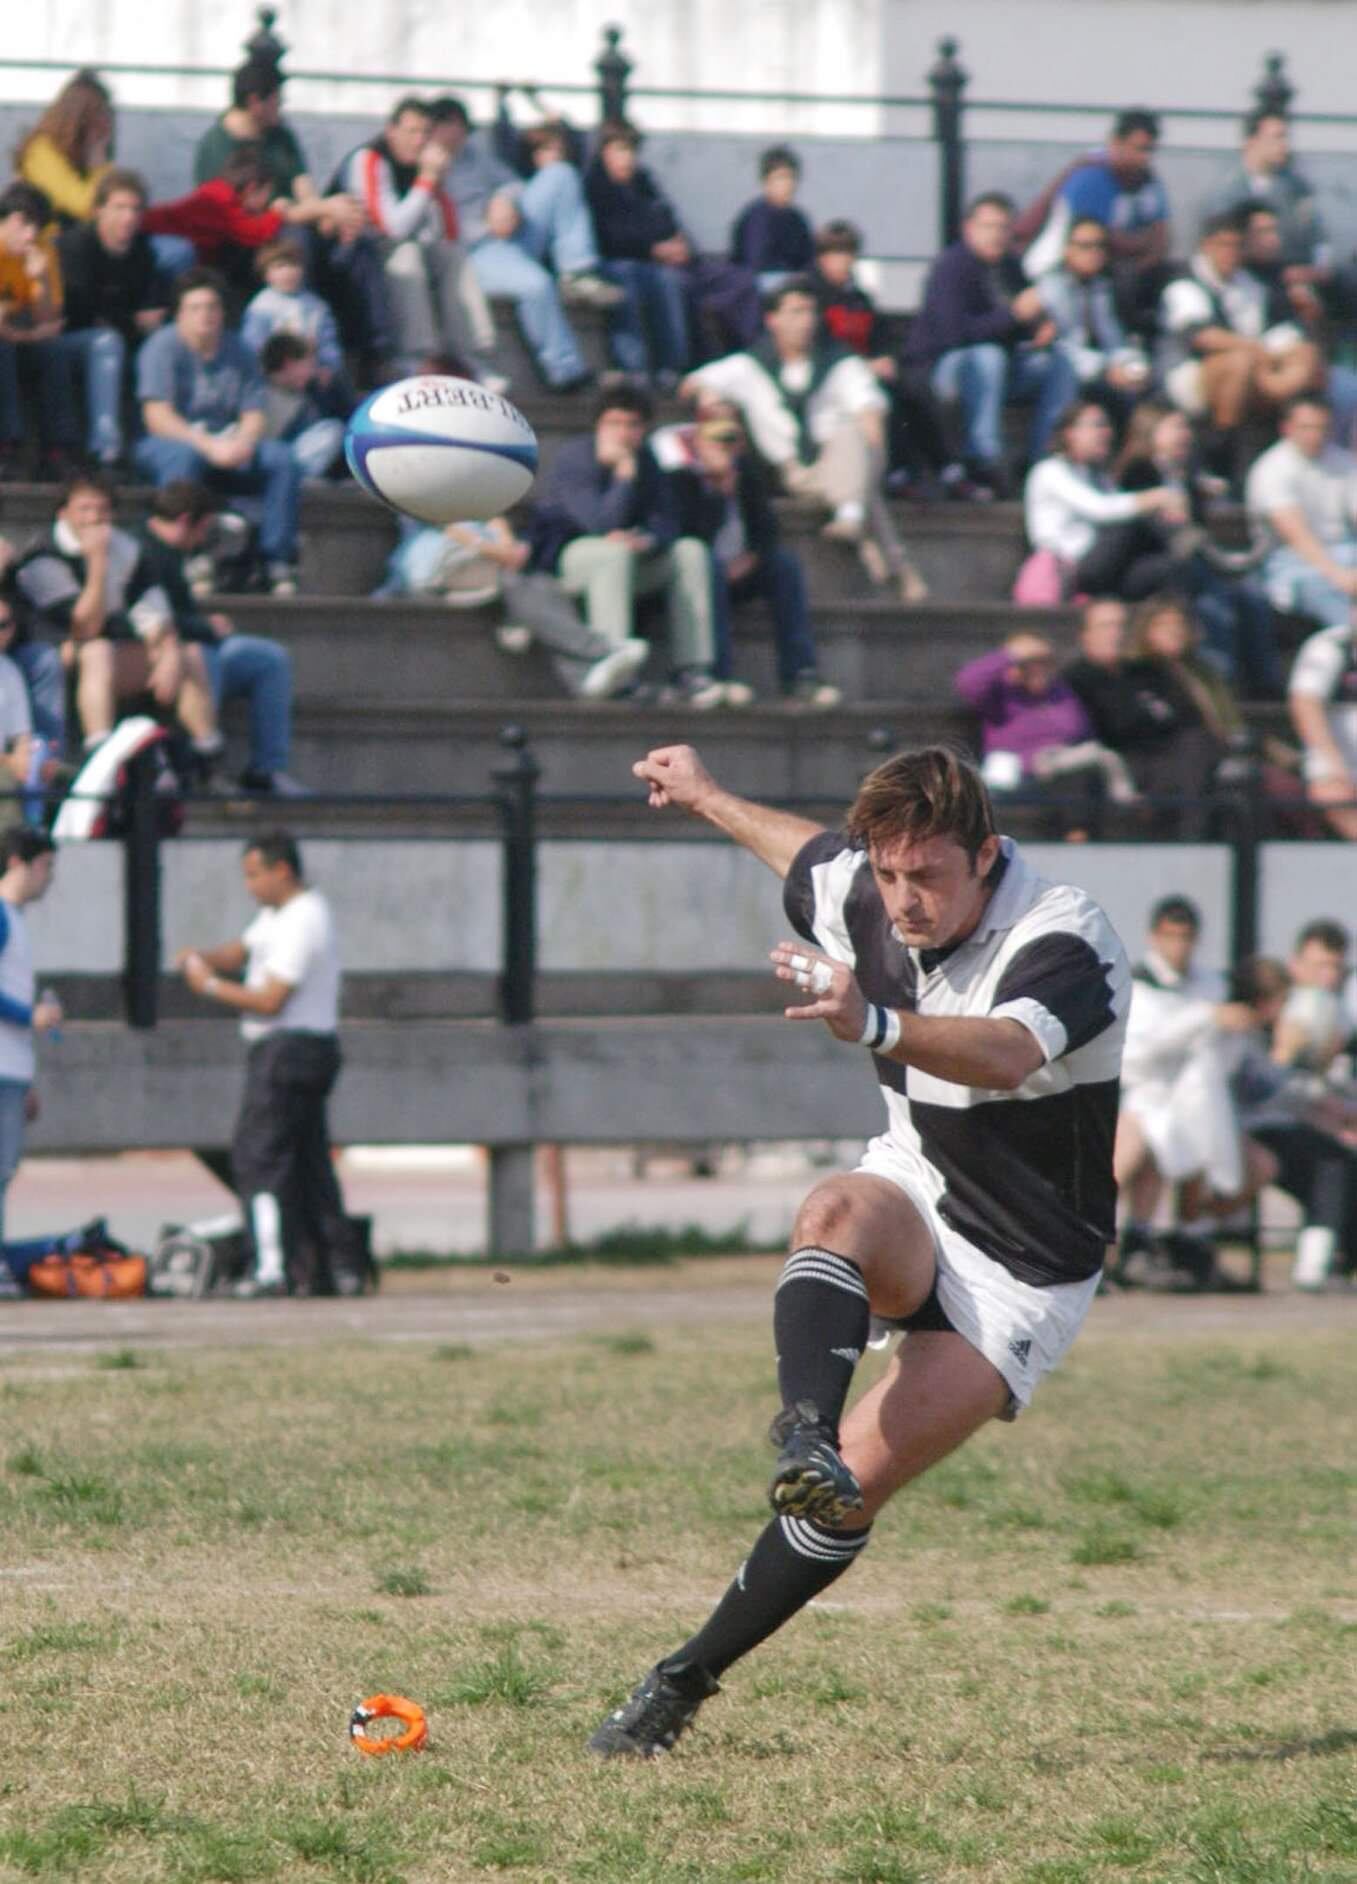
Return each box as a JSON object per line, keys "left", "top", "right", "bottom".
{"left": 142, "top": 144, "right": 350, "bottom": 314}
{"left": 812, "top": 219, "right": 965, "bottom": 498}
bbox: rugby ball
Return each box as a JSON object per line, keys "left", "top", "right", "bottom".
{"left": 345, "top": 375, "right": 538, "bottom": 524}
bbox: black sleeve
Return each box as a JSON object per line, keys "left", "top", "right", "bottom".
{"left": 56, "top": 228, "right": 96, "bottom": 331}
{"left": 782, "top": 829, "right": 851, "bottom": 944}
{"left": 991, "top": 931, "right": 1118, "bottom": 1055}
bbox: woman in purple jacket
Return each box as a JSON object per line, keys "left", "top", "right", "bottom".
{"left": 955, "top": 630, "right": 1139, "bottom": 835}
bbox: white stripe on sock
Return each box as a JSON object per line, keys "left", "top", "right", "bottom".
{"left": 776, "top": 1249, "right": 868, "bottom": 1301}
{"left": 780, "top": 1515, "right": 871, "bottom": 1562}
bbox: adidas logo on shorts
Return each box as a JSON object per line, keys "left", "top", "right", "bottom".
{"left": 1008, "top": 1337, "right": 1032, "bottom": 1365}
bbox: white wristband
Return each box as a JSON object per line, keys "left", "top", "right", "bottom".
{"left": 858, "top": 1003, "right": 902, "bottom": 1053}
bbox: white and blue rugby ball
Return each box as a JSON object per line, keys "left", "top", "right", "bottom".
{"left": 345, "top": 375, "right": 538, "bottom": 524}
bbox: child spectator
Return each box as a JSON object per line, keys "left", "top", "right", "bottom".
{"left": 143, "top": 144, "right": 351, "bottom": 316}
{"left": 0, "top": 182, "right": 79, "bottom": 479}
{"left": 730, "top": 146, "right": 815, "bottom": 291}
{"left": 257, "top": 333, "right": 346, "bottom": 481}
{"left": 14, "top": 69, "right": 113, "bottom": 226}
{"left": 242, "top": 239, "right": 345, "bottom": 381}
{"left": 812, "top": 219, "right": 964, "bottom": 498}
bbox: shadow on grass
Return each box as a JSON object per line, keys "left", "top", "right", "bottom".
{"left": 1203, "top": 1726, "right": 1357, "bottom": 1763}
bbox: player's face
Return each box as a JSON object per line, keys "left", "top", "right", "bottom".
{"left": 1292, "top": 939, "right": 1347, "bottom": 992}
{"left": 869, "top": 831, "right": 1001, "bottom": 951}
{"left": 1151, "top": 918, "right": 1198, "bottom": 975}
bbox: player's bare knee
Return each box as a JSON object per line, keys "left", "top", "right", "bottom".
{"left": 792, "top": 1179, "right": 872, "bottom": 1255}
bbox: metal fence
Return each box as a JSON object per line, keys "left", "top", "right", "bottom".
{"left": 0, "top": 9, "right": 1344, "bottom": 254}
{"left": 94, "top": 724, "right": 1319, "bottom": 1034}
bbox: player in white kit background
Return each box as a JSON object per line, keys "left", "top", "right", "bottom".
{"left": 590, "top": 741, "right": 1131, "bottom": 1757}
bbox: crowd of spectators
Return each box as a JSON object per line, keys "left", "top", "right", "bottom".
{"left": 5, "top": 67, "right": 1357, "bottom": 799}
{"left": 1113, "top": 895, "right": 1357, "bottom": 1291}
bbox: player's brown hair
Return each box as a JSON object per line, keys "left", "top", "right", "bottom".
{"left": 845, "top": 745, "right": 996, "bottom": 867}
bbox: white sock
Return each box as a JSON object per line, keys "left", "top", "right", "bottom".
{"left": 1293, "top": 1226, "right": 1334, "bottom": 1288}
{"left": 250, "top": 1193, "right": 286, "bottom": 1284}
{"left": 834, "top": 501, "right": 865, "bottom": 527}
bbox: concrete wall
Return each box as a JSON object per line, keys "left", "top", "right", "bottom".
{"left": 35, "top": 835, "right": 1236, "bottom": 982}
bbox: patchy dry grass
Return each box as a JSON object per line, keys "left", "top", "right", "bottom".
{"left": 0, "top": 1308, "right": 1353, "bottom": 1881}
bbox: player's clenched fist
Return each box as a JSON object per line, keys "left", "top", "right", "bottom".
{"left": 770, "top": 940, "right": 869, "bottom": 1042}
{"left": 633, "top": 744, "right": 716, "bottom": 812}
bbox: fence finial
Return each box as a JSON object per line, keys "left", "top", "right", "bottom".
{"left": 1253, "top": 51, "right": 1294, "bottom": 120}
{"left": 595, "top": 24, "right": 633, "bottom": 124}
{"left": 245, "top": 6, "right": 287, "bottom": 75}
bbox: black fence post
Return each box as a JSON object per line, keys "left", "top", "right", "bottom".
{"left": 122, "top": 748, "right": 162, "bottom": 1030}
{"left": 1228, "top": 763, "right": 1264, "bottom": 969}
{"left": 595, "top": 24, "right": 632, "bottom": 125}
{"left": 1253, "top": 52, "right": 1294, "bottom": 120}
{"left": 928, "top": 36, "right": 968, "bottom": 249}
{"left": 493, "top": 724, "right": 540, "bottom": 1026}
{"left": 244, "top": 5, "right": 287, "bottom": 73}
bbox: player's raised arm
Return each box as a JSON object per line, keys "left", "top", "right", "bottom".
{"left": 633, "top": 744, "right": 824, "bottom": 880}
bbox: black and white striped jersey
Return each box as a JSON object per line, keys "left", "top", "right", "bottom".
{"left": 783, "top": 833, "right": 1130, "bottom": 1287}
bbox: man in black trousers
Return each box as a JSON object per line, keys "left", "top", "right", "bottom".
{"left": 175, "top": 830, "right": 363, "bottom": 1296}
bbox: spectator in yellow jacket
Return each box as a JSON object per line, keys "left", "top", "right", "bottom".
{"left": 0, "top": 182, "right": 79, "bottom": 476}
{"left": 14, "top": 69, "right": 114, "bottom": 227}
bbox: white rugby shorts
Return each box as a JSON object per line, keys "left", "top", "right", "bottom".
{"left": 855, "top": 1132, "right": 1101, "bottom": 1417}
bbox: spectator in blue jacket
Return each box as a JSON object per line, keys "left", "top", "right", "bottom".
{"left": 730, "top": 146, "right": 815, "bottom": 292}
{"left": 905, "top": 191, "right": 1078, "bottom": 494}
{"left": 585, "top": 123, "right": 691, "bottom": 384}
{"left": 531, "top": 382, "right": 723, "bottom": 704}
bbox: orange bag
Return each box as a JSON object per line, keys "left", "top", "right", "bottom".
{"left": 26, "top": 1252, "right": 149, "bottom": 1299}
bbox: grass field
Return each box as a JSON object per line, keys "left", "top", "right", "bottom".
{"left": 0, "top": 1295, "right": 1354, "bottom": 1883}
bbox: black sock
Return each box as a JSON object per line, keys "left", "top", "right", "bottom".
{"left": 772, "top": 1246, "right": 870, "bottom": 1433}
{"left": 664, "top": 1514, "right": 872, "bottom": 1680}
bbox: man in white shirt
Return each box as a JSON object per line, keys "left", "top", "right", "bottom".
{"left": 1249, "top": 394, "right": 1357, "bottom": 630}
{"left": 682, "top": 279, "right": 927, "bottom": 602}
{"left": 1287, "top": 609, "right": 1357, "bottom": 840}
{"left": 175, "top": 830, "right": 362, "bottom": 1297}
{"left": 0, "top": 827, "right": 61, "bottom": 1287}
{"left": 1156, "top": 210, "right": 1321, "bottom": 429}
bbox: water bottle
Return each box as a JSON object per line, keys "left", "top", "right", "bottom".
{"left": 39, "top": 988, "right": 62, "bottom": 1045}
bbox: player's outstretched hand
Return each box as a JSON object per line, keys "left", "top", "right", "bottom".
{"left": 633, "top": 744, "right": 716, "bottom": 813}
{"left": 771, "top": 941, "right": 869, "bottom": 1042}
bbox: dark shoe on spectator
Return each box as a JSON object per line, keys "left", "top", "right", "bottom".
{"left": 239, "top": 768, "right": 312, "bottom": 798}
{"left": 0, "top": 442, "right": 22, "bottom": 483}
{"left": 668, "top": 668, "right": 725, "bottom": 710}
{"left": 786, "top": 673, "right": 843, "bottom": 710}
{"left": 579, "top": 637, "right": 650, "bottom": 699}
{"left": 37, "top": 447, "right": 80, "bottom": 484}
{"left": 965, "top": 459, "right": 1011, "bottom": 501}
{"left": 654, "top": 369, "right": 682, "bottom": 397}
{"left": 267, "top": 563, "right": 299, "bottom": 597}
{"left": 560, "top": 272, "right": 625, "bottom": 308}
{"left": 549, "top": 370, "right": 596, "bottom": 396}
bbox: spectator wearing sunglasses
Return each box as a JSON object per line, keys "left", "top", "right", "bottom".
{"left": 1034, "top": 218, "right": 1152, "bottom": 418}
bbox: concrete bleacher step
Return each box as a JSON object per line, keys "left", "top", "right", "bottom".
{"left": 281, "top": 699, "right": 961, "bottom": 798}
{"left": 224, "top": 595, "right": 1078, "bottom": 709}
{"left": 0, "top": 480, "right": 1033, "bottom": 607}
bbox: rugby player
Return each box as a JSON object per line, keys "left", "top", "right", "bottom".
{"left": 589, "top": 740, "right": 1130, "bottom": 1757}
